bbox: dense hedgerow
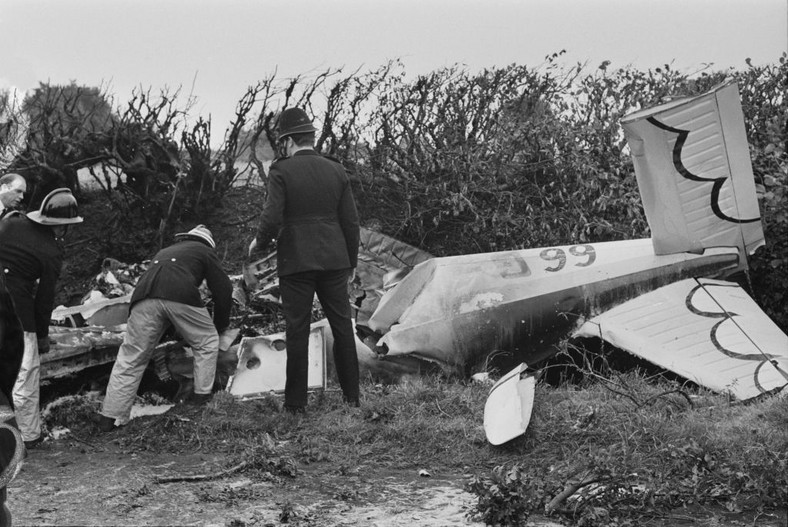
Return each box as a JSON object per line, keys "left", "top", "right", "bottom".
{"left": 1, "top": 54, "right": 786, "bottom": 329}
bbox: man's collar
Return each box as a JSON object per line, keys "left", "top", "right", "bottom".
{"left": 291, "top": 148, "right": 318, "bottom": 157}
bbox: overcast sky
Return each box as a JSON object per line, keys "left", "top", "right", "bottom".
{"left": 1, "top": 0, "right": 786, "bottom": 142}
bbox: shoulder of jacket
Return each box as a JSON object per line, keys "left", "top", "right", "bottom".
{"left": 322, "top": 154, "right": 344, "bottom": 165}
{"left": 1, "top": 210, "right": 25, "bottom": 220}
{"left": 270, "top": 156, "right": 288, "bottom": 168}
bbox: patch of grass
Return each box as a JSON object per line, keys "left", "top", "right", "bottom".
{"left": 467, "top": 372, "right": 788, "bottom": 525}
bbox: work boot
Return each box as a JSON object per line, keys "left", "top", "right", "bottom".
{"left": 187, "top": 393, "right": 212, "bottom": 406}
{"left": 95, "top": 414, "right": 116, "bottom": 433}
{"left": 283, "top": 405, "right": 305, "bottom": 415}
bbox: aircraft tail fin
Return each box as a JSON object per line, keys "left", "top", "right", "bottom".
{"left": 621, "top": 81, "right": 764, "bottom": 262}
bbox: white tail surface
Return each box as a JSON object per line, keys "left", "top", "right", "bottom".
{"left": 622, "top": 81, "right": 764, "bottom": 258}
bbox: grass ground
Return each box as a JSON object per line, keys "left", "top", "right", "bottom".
{"left": 27, "top": 366, "right": 788, "bottom": 527}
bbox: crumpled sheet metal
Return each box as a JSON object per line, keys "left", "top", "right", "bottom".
{"left": 238, "top": 227, "right": 432, "bottom": 325}
{"left": 51, "top": 294, "right": 131, "bottom": 327}
{"left": 41, "top": 326, "right": 126, "bottom": 379}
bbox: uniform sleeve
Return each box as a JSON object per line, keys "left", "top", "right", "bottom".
{"left": 254, "top": 166, "right": 286, "bottom": 255}
{"left": 338, "top": 178, "right": 360, "bottom": 268}
{"left": 204, "top": 252, "right": 233, "bottom": 333}
{"left": 34, "top": 250, "right": 63, "bottom": 339}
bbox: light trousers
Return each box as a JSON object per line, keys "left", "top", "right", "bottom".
{"left": 12, "top": 333, "right": 40, "bottom": 442}
{"left": 101, "top": 299, "right": 219, "bottom": 424}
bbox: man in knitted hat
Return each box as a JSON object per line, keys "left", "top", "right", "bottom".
{"left": 97, "top": 225, "right": 234, "bottom": 431}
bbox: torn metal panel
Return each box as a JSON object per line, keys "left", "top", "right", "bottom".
{"left": 41, "top": 326, "right": 125, "bottom": 379}
{"left": 365, "top": 239, "right": 742, "bottom": 372}
{"left": 240, "top": 227, "right": 432, "bottom": 324}
{"left": 575, "top": 278, "right": 788, "bottom": 399}
{"left": 483, "top": 363, "right": 536, "bottom": 446}
{"left": 51, "top": 294, "right": 131, "bottom": 328}
{"left": 227, "top": 326, "right": 327, "bottom": 399}
{"left": 354, "top": 227, "right": 433, "bottom": 325}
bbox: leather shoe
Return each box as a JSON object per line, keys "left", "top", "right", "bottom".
{"left": 343, "top": 396, "right": 360, "bottom": 408}
{"left": 187, "top": 393, "right": 212, "bottom": 406}
{"left": 22, "top": 436, "right": 44, "bottom": 449}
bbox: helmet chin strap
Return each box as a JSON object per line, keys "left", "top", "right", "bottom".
{"left": 52, "top": 225, "right": 68, "bottom": 241}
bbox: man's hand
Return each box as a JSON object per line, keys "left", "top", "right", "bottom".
{"left": 247, "top": 237, "right": 258, "bottom": 259}
{"left": 37, "top": 337, "right": 52, "bottom": 354}
{"left": 348, "top": 268, "right": 357, "bottom": 283}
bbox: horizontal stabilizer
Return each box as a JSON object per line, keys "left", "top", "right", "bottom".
{"left": 576, "top": 278, "right": 788, "bottom": 400}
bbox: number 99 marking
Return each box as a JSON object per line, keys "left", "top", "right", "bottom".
{"left": 540, "top": 248, "right": 566, "bottom": 272}
{"left": 569, "top": 244, "right": 596, "bottom": 267}
{"left": 540, "top": 244, "right": 596, "bottom": 272}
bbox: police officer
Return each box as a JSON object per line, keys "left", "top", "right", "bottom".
{"left": 0, "top": 188, "right": 83, "bottom": 448}
{"left": 248, "top": 108, "right": 361, "bottom": 412}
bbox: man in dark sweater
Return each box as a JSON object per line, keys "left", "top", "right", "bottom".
{"left": 98, "top": 225, "right": 233, "bottom": 431}
{"left": 248, "top": 108, "right": 360, "bottom": 412}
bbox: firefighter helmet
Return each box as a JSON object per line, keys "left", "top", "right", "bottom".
{"left": 27, "top": 188, "right": 83, "bottom": 226}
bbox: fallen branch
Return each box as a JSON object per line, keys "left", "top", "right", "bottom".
{"left": 545, "top": 475, "right": 606, "bottom": 514}
{"left": 153, "top": 460, "right": 249, "bottom": 484}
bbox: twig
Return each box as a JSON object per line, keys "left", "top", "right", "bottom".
{"left": 639, "top": 389, "right": 694, "bottom": 409}
{"left": 545, "top": 475, "right": 606, "bottom": 514}
{"left": 68, "top": 432, "right": 102, "bottom": 450}
{"left": 154, "top": 460, "right": 249, "bottom": 484}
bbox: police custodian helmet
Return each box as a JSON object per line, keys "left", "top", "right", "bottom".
{"left": 277, "top": 108, "right": 317, "bottom": 139}
{"left": 27, "top": 188, "right": 84, "bottom": 225}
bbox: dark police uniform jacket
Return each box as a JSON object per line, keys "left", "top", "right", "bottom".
{"left": 0, "top": 214, "right": 63, "bottom": 339}
{"left": 255, "top": 149, "right": 360, "bottom": 277}
{"left": 130, "top": 239, "right": 233, "bottom": 333}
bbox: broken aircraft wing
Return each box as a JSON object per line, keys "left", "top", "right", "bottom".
{"left": 575, "top": 277, "right": 788, "bottom": 400}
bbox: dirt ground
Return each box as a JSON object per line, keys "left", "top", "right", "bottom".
{"left": 5, "top": 398, "right": 495, "bottom": 527}
{"left": 8, "top": 431, "right": 487, "bottom": 527}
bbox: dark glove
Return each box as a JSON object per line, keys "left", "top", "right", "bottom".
{"left": 37, "top": 337, "right": 52, "bottom": 354}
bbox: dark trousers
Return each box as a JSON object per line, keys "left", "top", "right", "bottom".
{"left": 279, "top": 269, "right": 359, "bottom": 407}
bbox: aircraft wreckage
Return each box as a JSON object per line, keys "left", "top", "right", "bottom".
{"left": 44, "top": 80, "right": 787, "bottom": 445}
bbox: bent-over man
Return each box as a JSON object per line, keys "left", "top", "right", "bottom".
{"left": 98, "top": 225, "right": 233, "bottom": 431}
